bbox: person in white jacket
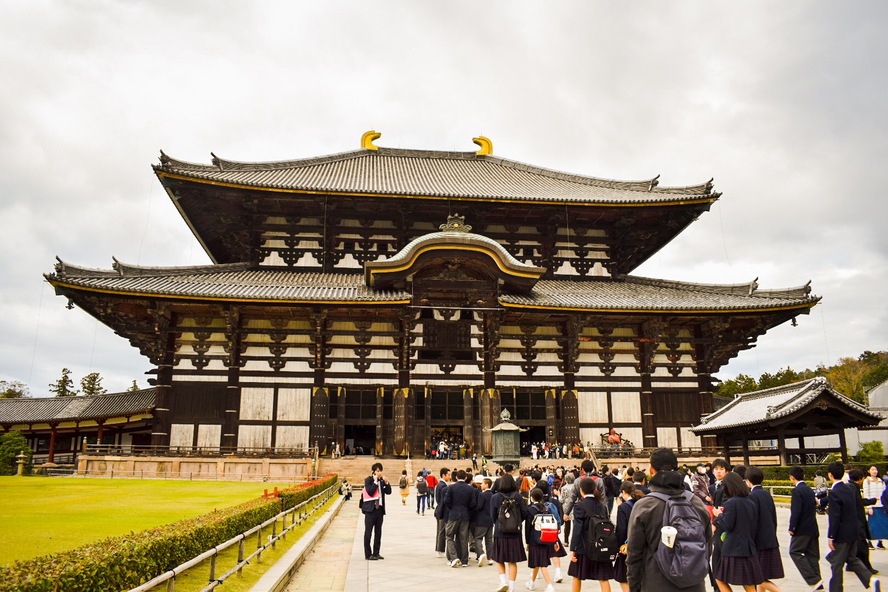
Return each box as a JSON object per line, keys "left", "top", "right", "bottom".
{"left": 864, "top": 465, "right": 887, "bottom": 549}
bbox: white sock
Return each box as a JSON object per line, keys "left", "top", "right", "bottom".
{"left": 508, "top": 581, "right": 515, "bottom": 591}
{"left": 499, "top": 574, "right": 507, "bottom": 585}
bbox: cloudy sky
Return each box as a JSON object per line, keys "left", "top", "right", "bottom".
{"left": 1, "top": 2, "right": 886, "bottom": 396}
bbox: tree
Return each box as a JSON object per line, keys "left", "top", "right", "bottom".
{"left": 0, "top": 430, "right": 32, "bottom": 476}
{"left": 856, "top": 440, "right": 885, "bottom": 465}
{"left": 825, "top": 357, "right": 867, "bottom": 402}
{"left": 80, "top": 372, "right": 107, "bottom": 397}
{"left": 126, "top": 380, "right": 140, "bottom": 393}
{"left": 0, "top": 380, "right": 29, "bottom": 398}
{"left": 758, "top": 367, "right": 802, "bottom": 390}
{"left": 714, "top": 373, "right": 758, "bottom": 398}
{"left": 48, "top": 368, "right": 78, "bottom": 397}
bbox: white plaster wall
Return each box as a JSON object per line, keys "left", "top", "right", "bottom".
{"left": 240, "top": 387, "right": 274, "bottom": 420}
{"left": 277, "top": 388, "right": 311, "bottom": 421}
{"left": 680, "top": 428, "right": 701, "bottom": 449}
{"left": 238, "top": 425, "right": 272, "bottom": 449}
{"left": 170, "top": 424, "right": 194, "bottom": 448}
{"left": 276, "top": 426, "right": 310, "bottom": 450}
{"left": 611, "top": 392, "right": 640, "bottom": 422}
{"left": 578, "top": 392, "right": 608, "bottom": 423}
{"left": 657, "top": 427, "right": 678, "bottom": 449}
{"left": 197, "top": 424, "right": 221, "bottom": 449}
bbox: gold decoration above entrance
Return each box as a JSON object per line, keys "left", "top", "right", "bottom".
{"left": 364, "top": 217, "right": 546, "bottom": 292}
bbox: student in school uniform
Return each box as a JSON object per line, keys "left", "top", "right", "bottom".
{"left": 712, "top": 472, "right": 763, "bottom": 592}
{"left": 569, "top": 476, "right": 615, "bottom": 592}
{"left": 490, "top": 473, "right": 528, "bottom": 592}
{"left": 525, "top": 488, "right": 556, "bottom": 592}
{"left": 746, "top": 466, "right": 784, "bottom": 592}
{"left": 613, "top": 481, "right": 644, "bottom": 592}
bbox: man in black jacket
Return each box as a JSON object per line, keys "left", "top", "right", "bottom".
{"left": 442, "top": 469, "right": 477, "bottom": 567}
{"left": 435, "top": 468, "right": 451, "bottom": 559}
{"left": 362, "top": 462, "right": 392, "bottom": 560}
{"left": 825, "top": 461, "right": 880, "bottom": 592}
{"left": 788, "top": 465, "right": 823, "bottom": 590}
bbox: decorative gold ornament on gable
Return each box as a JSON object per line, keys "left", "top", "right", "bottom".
{"left": 473, "top": 135, "right": 493, "bottom": 155}
{"left": 439, "top": 214, "right": 472, "bottom": 233}
{"left": 361, "top": 130, "right": 381, "bottom": 151}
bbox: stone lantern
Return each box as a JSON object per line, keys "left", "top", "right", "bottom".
{"left": 487, "top": 408, "right": 527, "bottom": 466}
{"left": 16, "top": 450, "right": 29, "bottom": 476}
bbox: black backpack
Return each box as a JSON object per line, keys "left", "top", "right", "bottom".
{"left": 582, "top": 499, "right": 619, "bottom": 562}
{"left": 497, "top": 494, "right": 522, "bottom": 535}
{"left": 399, "top": 475, "right": 407, "bottom": 489}
{"left": 417, "top": 477, "right": 428, "bottom": 494}
{"left": 648, "top": 491, "right": 710, "bottom": 588}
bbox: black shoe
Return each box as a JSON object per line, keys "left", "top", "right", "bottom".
{"left": 371, "top": 554, "right": 384, "bottom": 560}
{"left": 367, "top": 556, "right": 376, "bottom": 560}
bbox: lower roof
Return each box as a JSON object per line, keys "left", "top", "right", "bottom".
{"left": 47, "top": 261, "right": 819, "bottom": 314}
{"left": 0, "top": 389, "right": 156, "bottom": 425}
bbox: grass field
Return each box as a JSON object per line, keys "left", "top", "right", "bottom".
{"left": 0, "top": 476, "right": 297, "bottom": 567}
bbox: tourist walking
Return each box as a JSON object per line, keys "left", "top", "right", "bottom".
{"left": 361, "top": 462, "right": 391, "bottom": 560}
{"left": 787, "top": 465, "right": 823, "bottom": 590}
{"left": 568, "top": 475, "right": 615, "bottom": 591}
{"left": 416, "top": 471, "right": 429, "bottom": 515}
{"left": 399, "top": 469, "right": 410, "bottom": 505}
{"left": 825, "top": 461, "right": 879, "bottom": 592}
{"left": 746, "top": 466, "right": 784, "bottom": 592}
{"left": 865, "top": 465, "right": 887, "bottom": 548}
{"left": 490, "top": 473, "right": 527, "bottom": 592}
{"left": 434, "top": 468, "right": 451, "bottom": 559}
{"left": 613, "top": 481, "right": 643, "bottom": 592}
{"left": 849, "top": 469, "right": 879, "bottom": 574}
{"left": 525, "top": 488, "right": 556, "bottom": 592}
{"left": 626, "top": 447, "right": 712, "bottom": 592}
{"left": 712, "top": 472, "right": 762, "bottom": 592}
{"left": 472, "top": 476, "right": 494, "bottom": 566}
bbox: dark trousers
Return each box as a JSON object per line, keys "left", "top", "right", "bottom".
{"left": 856, "top": 536, "right": 875, "bottom": 571}
{"left": 436, "top": 518, "right": 447, "bottom": 554}
{"left": 789, "top": 534, "right": 822, "bottom": 585}
{"left": 826, "top": 540, "right": 871, "bottom": 592}
{"left": 446, "top": 519, "right": 470, "bottom": 564}
{"left": 417, "top": 493, "right": 427, "bottom": 513}
{"left": 363, "top": 509, "right": 384, "bottom": 558}
{"left": 472, "top": 524, "right": 493, "bottom": 559}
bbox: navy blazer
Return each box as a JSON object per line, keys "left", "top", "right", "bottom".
{"left": 827, "top": 481, "right": 861, "bottom": 544}
{"left": 442, "top": 481, "right": 477, "bottom": 522}
{"left": 473, "top": 488, "right": 494, "bottom": 528}
{"left": 749, "top": 486, "right": 779, "bottom": 550}
{"left": 615, "top": 498, "right": 635, "bottom": 544}
{"left": 434, "top": 481, "right": 450, "bottom": 520}
{"left": 788, "top": 481, "right": 819, "bottom": 537}
{"left": 716, "top": 496, "right": 758, "bottom": 557}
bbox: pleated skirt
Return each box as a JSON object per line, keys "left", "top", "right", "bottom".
{"left": 715, "top": 555, "right": 764, "bottom": 586}
{"left": 613, "top": 553, "right": 628, "bottom": 583}
{"left": 491, "top": 536, "right": 527, "bottom": 564}
{"left": 757, "top": 547, "right": 785, "bottom": 580}
{"left": 567, "top": 553, "right": 615, "bottom": 581}
{"left": 527, "top": 544, "right": 551, "bottom": 568}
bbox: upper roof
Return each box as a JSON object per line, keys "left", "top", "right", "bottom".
{"left": 48, "top": 259, "right": 818, "bottom": 313}
{"left": 0, "top": 389, "right": 156, "bottom": 425}
{"left": 154, "top": 146, "right": 719, "bottom": 206}
{"left": 691, "top": 377, "right": 882, "bottom": 433}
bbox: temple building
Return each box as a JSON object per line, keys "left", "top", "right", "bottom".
{"left": 44, "top": 132, "right": 820, "bottom": 457}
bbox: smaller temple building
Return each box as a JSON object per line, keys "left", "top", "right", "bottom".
{"left": 692, "top": 377, "right": 884, "bottom": 464}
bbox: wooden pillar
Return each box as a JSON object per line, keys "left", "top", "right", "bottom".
{"left": 151, "top": 309, "right": 176, "bottom": 449}
{"left": 48, "top": 424, "right": 58, "bottom": 463}
{"left": 393, "top": 387, "right": 413, "bottom": 457}
{"left": 777, "top": 429, "right": 787, "bottom": 466}
{"left": 545, "top": 388, "right": 558, "bottom": 446}
{"left": 480, "top": 388, "right": 499, "bottom": 455}
{"left": 839, "top": 428, "right": 849, "bottom": 464}
{"left": 640, "top": 374, "right": 656, "bottom": 451}
{"left": 561, "top": 389, "right": 579, "bottom": 448}
{"left": 722, "top": 437, "right": 731, "bottom": 465}
{"left": 463, "top": 388, "right": 473, "bottom": 449}
{"left": 375, "top": 387, "right": 384, "bottom": 456}
{"left": 742, "top": 437, "right": 750, "bottom": 467}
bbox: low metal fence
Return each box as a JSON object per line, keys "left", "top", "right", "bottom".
{"left": 128, "top": 480, "right": 340, "bottom": 591}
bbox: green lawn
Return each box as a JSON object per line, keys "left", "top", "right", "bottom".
{"left": 0, "top": 476, "right": 295, "bottom": 567}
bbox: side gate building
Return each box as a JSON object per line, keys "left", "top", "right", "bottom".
{"left": 44, "top": 132, "right": 820, "bottom": 457}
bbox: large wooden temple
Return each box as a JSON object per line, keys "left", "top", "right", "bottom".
{"left": 45, "top": 132, "right": 820, "bottom": 457}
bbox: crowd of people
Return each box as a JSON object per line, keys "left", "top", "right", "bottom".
{"left": 356, "top": 451, "right": 888, "bottom": 592}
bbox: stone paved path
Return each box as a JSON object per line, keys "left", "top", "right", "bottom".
{"left": 284, "top": 490, "right": 888, "bottom": 592}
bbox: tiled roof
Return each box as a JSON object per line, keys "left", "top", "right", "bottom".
{"left": 691, "top": 378, "right": 883, "bottom": 433}
{"left": 155, "top": 147, "right": 719, "bottom": 205}
{"left": 500, "top": 276, "right": 818, "bottom": 312}
{"left": 0, "top": 389, "right": 156, "bottom": 424}
{"left": 48, "top": 261, "right": 818, "bottom": 312}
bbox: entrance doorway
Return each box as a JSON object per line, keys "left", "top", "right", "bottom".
{"left": 520, "top": 426, "right": 547, "bottom": 456}
{"left": 344, "top": 425, "right": 375, "bottom": 455}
